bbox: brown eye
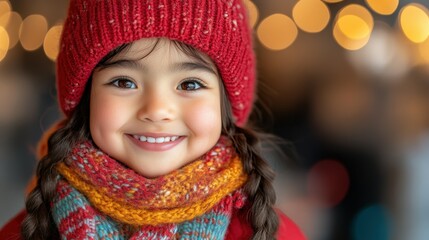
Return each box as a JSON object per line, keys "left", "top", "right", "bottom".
{"left": 177, "top": 79, "right": 204, "bottom": 91}
{"left": 111, "top": 78, "right": 137, "bottom": 89}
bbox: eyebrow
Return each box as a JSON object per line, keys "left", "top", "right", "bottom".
{"left": 97, "top": 59, "right": 143, "bottom": 71}
{"left": 171, "top": 62, "right": 217, "bottom": 75}
{"left": 97, "top": 59, "right": 217, "bottom": 75}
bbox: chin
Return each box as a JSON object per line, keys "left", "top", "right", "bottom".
{"left": 134, "top": 167, "right": 172, "bottom": 179}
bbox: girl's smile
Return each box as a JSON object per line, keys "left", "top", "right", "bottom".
{"left": 128, "top": 133, "right": 185, "bottom": 151}
{"left": 89, "top": 38, "right": 222, "bottom": 178}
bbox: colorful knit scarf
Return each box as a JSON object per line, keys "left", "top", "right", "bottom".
{"left": 52, "top": 137, "right": 248, "bottom": 239}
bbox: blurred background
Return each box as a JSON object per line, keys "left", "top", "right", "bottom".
{"left": 1, "top": 0, "right": 429, "bottom": 239}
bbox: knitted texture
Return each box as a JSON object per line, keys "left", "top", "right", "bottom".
{"left": 53, "top": 180, "right": 246, "bottom": 239}
{"left": 55, "top": 136, "right": 248, "bottom": 226}
{"left": 57, "top": 0, "right": 255, "bottom": 126}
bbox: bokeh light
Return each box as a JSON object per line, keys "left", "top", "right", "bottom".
{"left": 352, "top": 204, "right": 391, "bottom": 240}
{"left": 43, "top": 25, "right": 63, "bottom": 61}
{"left": 333, "top": 20, "right": 371, "bottom": 51}
{"left": 365, "top": 0, "right": 399, "bottom": 15}
{"left": 337, "top": 15, "right": 370, "bottom": 40}
{"left": 0, "top": 26, "right": 9, "bottom": 61}
{"left": 307, "top": 159, "right": 350, "bottom": 207}
{"left": 257, "top": 13, "right": 298, "bottom": 51}
{"left": 0, "top": 0, "right": 10, "bottom": 18}
{"left": 399, "top": 4, "right": 429, "bottom": 43}
{"left": 243, "top": 0, "right": 259, "bottom": 28}
{"left": 19, "top": 14, "right": 48, "bottom": 51}
{"left": 292, "top": 0, "right": 330, "bottom": 33}
{"left": 333, "top": 4, "right": 373, "bottom": 50}
{"left": 348, "top": 22, "right": 409, "bottom": 78}
{"left": 337, "top": 4, "right": 374, "bottom": 37}
{"left": 0, "top": 0, "right": 10, "bottom": 27}
{"left": 0, "top": 11, "right": 22, "bottom": 49}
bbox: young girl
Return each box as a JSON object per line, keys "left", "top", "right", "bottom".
{"left": 1, "top": 0, "right": 305, "bottom": 239}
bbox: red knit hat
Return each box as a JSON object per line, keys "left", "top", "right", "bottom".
{"left": 56, "top": 0, "right": 255, "bottom": 126}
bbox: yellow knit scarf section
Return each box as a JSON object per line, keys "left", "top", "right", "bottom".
{"left": 56, "top": 156, "right": 247, "bottom": 226}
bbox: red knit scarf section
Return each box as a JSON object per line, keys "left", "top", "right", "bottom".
{"left": 53, "top": 136, "right": 248, "bottom": 238}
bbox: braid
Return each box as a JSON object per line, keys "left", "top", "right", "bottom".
{"left": 21, "top": 44, "right": 127, "bottom": 239}
{"left": 21, "top": 85, "right": 91, "bottom": 240}
{"left": 230, "top": 126, "right": 279, "bottom": 239}
{"left": 22, "top": 126, "right": 68, "bottom": 239}
{"left": 220, "top": 89, "right": 279, "bottom": 239}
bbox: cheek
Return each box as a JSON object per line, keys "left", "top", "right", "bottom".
{"left": 90, "top": 93, "right": 106, "bottom": 139}
{"left": 89, "top": 92, "right": 125, "bottom": 139}
{"left": 186, "top": 101, "right": 222, "bottom": 137}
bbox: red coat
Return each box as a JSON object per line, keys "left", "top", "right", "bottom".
{"left": 1, "top": 209, "right": 306, "bottom": 239}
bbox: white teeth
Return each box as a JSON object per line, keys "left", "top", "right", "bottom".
{"left": 133, "top": 135, "right": 179, "bottom": 143}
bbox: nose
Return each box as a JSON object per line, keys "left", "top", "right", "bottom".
{"left": 137, "top": 89, "right": 175, "bottom": 123}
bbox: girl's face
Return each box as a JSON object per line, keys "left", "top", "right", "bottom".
{"left": 90, "top": 38, "right": 222, "bottom": 178}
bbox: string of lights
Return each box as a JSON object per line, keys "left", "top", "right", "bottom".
{"left": 1, "top": 0, "right": 428, "bottom": 63}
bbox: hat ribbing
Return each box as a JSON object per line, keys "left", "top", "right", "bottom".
{"left": 57, "top": 0, "right": 255, "bottom": 126}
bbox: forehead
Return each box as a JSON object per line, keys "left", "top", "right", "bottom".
{"left": 114, "top": 38, "right": 213, "bottom": 65}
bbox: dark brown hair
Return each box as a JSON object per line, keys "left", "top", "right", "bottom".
{"left": 22, "top": 40, "right": 279, "bottom": 239}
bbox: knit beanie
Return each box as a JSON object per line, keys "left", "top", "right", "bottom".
{"left": 56, "top": 0, "right": 255, "bottom": 126}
